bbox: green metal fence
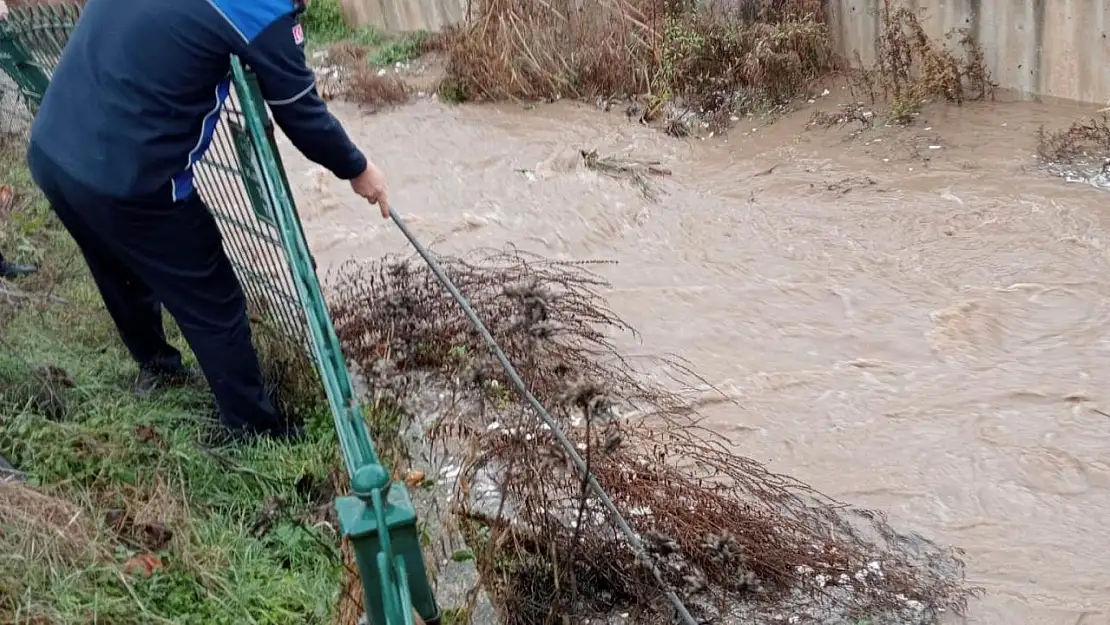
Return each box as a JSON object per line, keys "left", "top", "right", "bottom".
{"left": 0, "top": 5, "right": 438, "bottom": 625}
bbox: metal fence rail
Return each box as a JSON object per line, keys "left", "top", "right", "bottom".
{"left": 0, "top": 5, "right": 439, "bottom": 625}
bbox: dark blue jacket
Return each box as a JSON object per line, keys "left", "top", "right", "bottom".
{"left": 30, "top": 0, "right": 366, "bottom": 201}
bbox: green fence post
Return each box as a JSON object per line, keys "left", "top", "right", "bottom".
{"left": 338, "top": 465, "right": 440, "bottom": 625}
{"left": 0, "top": 32, "right": 50, "bottom": 108}
{"left": 229, "top": 57, "right": 440, "bottom": 625}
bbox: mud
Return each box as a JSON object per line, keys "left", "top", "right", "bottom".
{"left": 275, "top": 91, "right": 1110, "bottom": 625}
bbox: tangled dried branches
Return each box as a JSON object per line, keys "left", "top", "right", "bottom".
{"left": 328, "top": 247, "right": 977, "bottom": 624}
{"left": 809, "top": 102, "right": 875, "bottom": 131}
{"left": 1035, "top": 116, "right": 1110, "bottom": 164}
{"left": 581, "top": 149, "right": 671, "bottom": 201}
{"left": 438, "top": 0, "right": 833, "bottom": 121}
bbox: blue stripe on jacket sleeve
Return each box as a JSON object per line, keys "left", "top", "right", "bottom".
{"left": 171, "top": 76, "right": 232, "bottom": 201}
{"left": 207, "top": 0, "right": 293, "bottom": 42}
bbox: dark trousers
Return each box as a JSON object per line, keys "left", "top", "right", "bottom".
{"left": 27, "top": 143, "right": 283, "bottom": 434}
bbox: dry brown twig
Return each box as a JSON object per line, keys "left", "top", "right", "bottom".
{"left": 580, "top": 149, "right": 671, "bottom": 200}
{"left": 1035, "top": 115, "right": 1110, "bottom": 164}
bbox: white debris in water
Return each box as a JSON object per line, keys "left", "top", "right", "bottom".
{"left": 486, "top": 421, "right": 501, "bottom": 431}
{"left": 815, "top": 573, "right": 831, "bottom": 588}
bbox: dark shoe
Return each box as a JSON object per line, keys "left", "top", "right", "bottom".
{"left": 0, "top": 261, "right": 37, "bottom": 279}
{"left": 134, "top": 366, "right": 204, "bottom": 398}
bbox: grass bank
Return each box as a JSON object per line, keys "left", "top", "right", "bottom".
{"left": 0, "top": 146, "right": 349, "bottom": 624}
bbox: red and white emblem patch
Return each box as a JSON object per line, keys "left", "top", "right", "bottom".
{"left": 292, "top": 23, "right": 305, "bottom": 45}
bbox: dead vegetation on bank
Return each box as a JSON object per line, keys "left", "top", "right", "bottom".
{"left": 436, "top": 0, "right": 832, "bottom": 130}
{"left": 435, "top": 0, "right": 996, "bottom": 133}
{"left": 1033, "top": 116, "right": 1110, "bottom": 189}
{"left": 306, "top": 0, "right": 998, "bottom": 135}
{"left": 315, "top": 56, "right": 412, "bottom": 109}
{"left": 327, "top": 249, "right": 979, "bottom": 624}
{"left": 850, "top": 6, "right": 994, "bottom": 123}
{"left": 1035, "top": 115, "right": 1110, "bottom": 164}
{"left": 809, "top": 5, "right": 994, "bottom": 132}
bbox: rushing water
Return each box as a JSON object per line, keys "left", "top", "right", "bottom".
{"left": 277, "top": 93, "right": 1110, "bottom": 625}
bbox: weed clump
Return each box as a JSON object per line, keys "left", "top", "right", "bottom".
{"left": 347, "top": 70, "right": 410, "bottom": 107}
{"left": 1035, "top": 116, "right": 1110, "bottom": 164}
{"left": 371, "top": 31, "right": 433, "bottom": 66}
{"left": 438, "top": 0, "right": 834, "bottom": 125}
{"left": 851, "top": 6, "right": 995, "bottom": 123}
{"left": 328, "top": 247, "right": 980, "bottom": 624}
{"left": 300, "top": 0, "right": 358, "bottom": 43}
{"left": 314, "top": 51, "right": 412, "bottom": 107}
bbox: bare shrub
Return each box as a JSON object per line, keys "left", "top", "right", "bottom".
{"left": 1035, "top": 116, "right": 1110, "bottom": 163}
{"left": 327, "top": 41, "right": 371, "bottom": 65}
{"left": 345, "top": 69, "right": 409, "bottom": 108}
{"left": 312, "top": 43, "right": 411, "bottom": 108}
{"left": 853, "top": 5, "right": 995, "bottom": 122}
{"left": 327, "top": 247, "right": 979, "bottom": 623}
{"left": 439, "top": 0, "right": 834, "bottom": 120}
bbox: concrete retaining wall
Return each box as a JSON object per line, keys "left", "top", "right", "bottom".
{"left": 827, "top": 0, "right": 1110, "bottom": 105}
{"left": 338, "top": 0, "right": 467, "bottom": 33}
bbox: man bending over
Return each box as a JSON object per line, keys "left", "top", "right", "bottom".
{"left": 28, "top": 0, "right": 388, "bottom": 440}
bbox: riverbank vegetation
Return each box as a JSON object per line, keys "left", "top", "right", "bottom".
{"left": 300, "top": 0, "right": 995, "bottom": 134}
{"left": 1036, "top": 114, "right": 1110, "bottom": 163}
{"left": 435, "top": 0, "right": 994, "bottom": 132}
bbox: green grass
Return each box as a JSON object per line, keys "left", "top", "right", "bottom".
{"left": 299, "top": 0, "right": 431, "bottom": 68}
{"left": 0, "top": 146, "right": 348, "bottom": 624}
{"left": 300, "top": 0, "right": 382, "bottom": 46}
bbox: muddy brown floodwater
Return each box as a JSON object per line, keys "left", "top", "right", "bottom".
{"left": 276, "top": 93, "right": 1110, "bottom": 625}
